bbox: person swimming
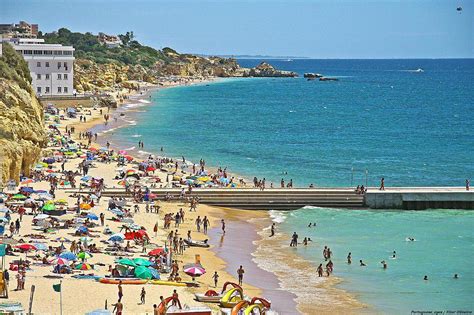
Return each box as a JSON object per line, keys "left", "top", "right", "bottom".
{"left": 423, "top": 275, "right": 428, "bottom": 280}
{"left": 454, "top": 274, "right": 459, "bottom": 279}
{"left": 308, "top": 223, "right": 312, "bottom": 227}
{"left": 391, "top": 251, "right": 397, "bottom": 259}
{"left": 381, "top": 260, "right": 387, "bottom": 269}
{"left": 360, "top": 260, "right": 366, "bottom": 266}
{"left": 347, "top": 252, "right": 352, "bottom": 264}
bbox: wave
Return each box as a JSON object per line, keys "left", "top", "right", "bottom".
{"left": 138, "top": 99, "right": 151, "bottom": 104}
{"left": 269, "top": 210, "right": 288, "bottom": 223}
{"left": 131, "top": 134, "right": 142, "bottom": 138}
{"left": 123, "top": 146, "right": 136, "bottom": 151}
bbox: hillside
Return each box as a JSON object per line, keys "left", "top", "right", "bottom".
{"left": 0, "top": 43, "right": 47, "bottom": 183}
{"left": 40, "top": 28, "right": 297, "bottom": 93}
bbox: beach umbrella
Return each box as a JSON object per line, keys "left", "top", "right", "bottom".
{"left": 79, "top": 237, "right": 93, "bottom": 244}
{"left": 75, "top": 262, "right": 93, "bottom": 270}
{"left": 108, "top": 233, "right": 125, "bottom": 242}
{"left": 118, "top": 150, "right": 127, "bottom": 155}
{"left": 12, "top": 194, "right": 27, "bottom": 200}
{"left": 86, "top": 310, "right": 112, "bottom": 315}
{"left": 134, "top": 265, "right": 153, "bottom": 279}
{"left": 76, "top": 226, "right": 89, "bottom": 234}
{"left": 81, "top": 176, "right": 92, "bottom": 182}
{"left": 34, "top": 214, "right": 50, "bottom": 220}
{"left": 147, "top": 267, "right": 160, "bottom": 279}
{"left": 148, "top": 248, "right": 164, "bottom": 257}
{"left": 77, "top": 251, "right": 93, "bottom": 260}
{"left": 21, "top": 178, "right": 34, "bottom": 185}
{"left": 20, "top": 187, "right": 34, "bottom": 193}
{"left": 133, "top": 258, "right": 152, "bottom": 267}
{"left": 86, "top": 213, "right": 99, "bottom": 220}
{"left": 43, "top": 203, "right": 56, "bottom": 211}
{"left": 50, "top": 257, "right": 69, "bottom": 265}
{"left": 55, "top": 199, "right": 68, "bottom": 205}
{"left": 88, "top": 147, "right": 98, "bottom": 152}
{"left": 32, "top": 243, "right": 48, "bottom": 251}
{"left": 116, "top": 258, "right": 137, "bottom": 267}
{"left": 146, "top": 166, "right": 156, "bottom": 172}
{"left": 80, "top": 203, "right": 92, "bottom": 210}
{"left": 59, "top": 252, "right": 77, "bottom": 260}
{"left": 184, "top": 265, "right": 206, "bottom": 277}
{"left": 124, "top": 155, "right": 134, "bottom": 161}
{"left": 55, "top": 237, "right": 70, "bottom": 243}
{"left": 16, "top": 244, "right": 37, "bottom": 251}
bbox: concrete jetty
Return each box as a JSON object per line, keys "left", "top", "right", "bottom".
{"left": 95, "top": 187, "right": 473, "bottom": 210}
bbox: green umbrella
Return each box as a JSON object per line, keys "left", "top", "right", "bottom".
{"left": 134, "top": 265, "right": 153, "bottom": 280}
{"left": 12, "top": 194, "right": 27, "bottom": 200}
{"left": 116, "top": 258, "right": 137, "bottom": 267}
{"left": 133, "top": 258, "right": 152, "bottom": 267}
{"left": 77, "top": 251, "right": 93, "bottom": 260}
{"left": 43, "top": 203, "right": 56, "bottom": 211}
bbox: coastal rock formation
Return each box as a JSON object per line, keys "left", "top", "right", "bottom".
{"left": 244, "top": 62, "right": 297, "bottom": 77}
{"left": 0, "top": 43, "right": 47, "bottom": 184}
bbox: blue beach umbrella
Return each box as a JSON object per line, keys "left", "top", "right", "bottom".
{"left": 86, "top": 213, "right": 99, "bottom": 220}
{"left": 148, "top": 267, "right": 160, "bottom": 279}
{"left": 32, "top": 243, "right": 48, "bottom": 251}
{"left": 76, "top": 226, "right": 88, "bottom": 234}
{"left": 108, "top": 233, "right": 125, "bottom": 242}
{"left": 81, "top": 175, "right": 92, "bottom": 182}
{"left": 59, "top": 251, "right": 77, "bottom": 260}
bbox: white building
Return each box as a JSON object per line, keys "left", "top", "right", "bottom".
{"left": 11, "top": 38, "right": 75, "bottom": 96}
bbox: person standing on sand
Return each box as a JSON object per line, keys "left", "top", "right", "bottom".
{"left": 140, "top": 287, "right": 146, "bottom": 304}
{"left": 221, "top": 219, "right": 226, "bottom": 234}
{"left": 237, "top": 266, "right": 245, "bottom": 285}
{"left": 113, "top": 300, "right": 123, "bottom": 315}
{"left": 380, "top": 177, "right": 385, "bottom": 190}
{"left": 100, "top": 213, "right": 105, "bottom": 226}
{"left": 118, "top": 280, "right": 123, "bottom": 302}
{"left": 213, "top": 271, "right": 219, "bottom": 287}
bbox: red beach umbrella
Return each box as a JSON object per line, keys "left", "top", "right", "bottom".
{"left": 124, "top": 155, "right": 134, "bottom": 161}
{"left": 146, "top": 166, "right": 156, "bottom": 172}
{"left": 16, "top": 244, "right": 37, "bottom": 251}
{"left": 148, "top": 248, "right": 164, "bottom": 256}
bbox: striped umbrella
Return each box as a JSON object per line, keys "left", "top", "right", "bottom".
{"left": 184, "top": 266, "right": 206, "bottom": 277}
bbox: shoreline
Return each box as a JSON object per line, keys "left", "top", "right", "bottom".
{"left": 75, "top": 82, "right": 368, "bottom": 314}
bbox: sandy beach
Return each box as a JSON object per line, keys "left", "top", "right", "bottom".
{"left": 0, "top": 79, "right": 365, "bottom": 315}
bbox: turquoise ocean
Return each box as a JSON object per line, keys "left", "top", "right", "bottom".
{"left": 107, "top": 59, "right": 474, "bottom": 313}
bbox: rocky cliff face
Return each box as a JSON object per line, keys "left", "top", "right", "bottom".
{"left": 0, "top": 43, "right": 46, "bottom": 184}
{"left": 74, "top": 53, "right": 297, "bottom": 93}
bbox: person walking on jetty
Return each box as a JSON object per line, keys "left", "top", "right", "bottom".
{"left": 379, "top": 177, "right": 385, "bottom": 190}
{"left": 237, "top": 266, "right": 245, "bottom": 286}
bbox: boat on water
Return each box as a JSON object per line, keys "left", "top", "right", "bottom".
{"left": 414, "top": 68, "right": 424, "bottom": 72}
{"left": 319, "top": 77, "right": 339, "bottom": 81}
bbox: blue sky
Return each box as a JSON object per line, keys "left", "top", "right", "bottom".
{"left": 1, "top": 0, "right": 472, "bottom": 58}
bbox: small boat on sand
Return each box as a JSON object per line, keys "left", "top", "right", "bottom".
{"left": 195, "top": 282, "right": 242, "bottom": 303}
{"left": 184, "top": 239, "right": 210, "bottom": 248}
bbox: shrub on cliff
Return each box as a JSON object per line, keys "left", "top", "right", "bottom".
{"left": 0, "top": 43, "right": 32, "bottom": 92}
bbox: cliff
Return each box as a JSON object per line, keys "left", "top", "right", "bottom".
{"left": 0, "top": 43, "right": 47, "bottom": 184}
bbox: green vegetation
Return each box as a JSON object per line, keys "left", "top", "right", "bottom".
{"left": 0, "top": 43, "right": 32, "bottom": 91}
{"left": 40, "top": 28, "right": 171, "bottom": 67}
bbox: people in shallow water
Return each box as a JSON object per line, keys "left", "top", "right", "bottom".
{"left": 347, "top": 252, "right": 352, "bottom": 264}
{"left": 391, "top": 251, "right": 397, "bottom": 259}
{"left": 360, "top": 260, "right": 366, "bottom": 266}
{"left": 423, "top": 275, "right": 428, "bottom": 280}
{"left": 381, "top": 260, "right": 387, "bottom": 269}
{"left": 454, "top": 274, "right": 459, "bottom": 279}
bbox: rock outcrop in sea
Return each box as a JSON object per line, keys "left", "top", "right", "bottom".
{"left": 0, "top": 43, "right": 46, "bottom": 184}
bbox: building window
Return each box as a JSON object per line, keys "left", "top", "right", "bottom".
{"left": 23, "top": 50, "right": 32, "bottom": 55}
{"left": 58, "top": 87, "right": 62, "bottom": 93}
{"left": 45, "top": 74, "right": 50, "bottom": 80}
{"left": 64, "top": 62, "right": 68, "bottom": 70}
{"left": 45, "top": 62, "right": 50, "bottom": 67}
{"left": 64, "top": 74, "right": 68, "bottom": 80}
{"left": 64, "top": 87, "right": 68, "bottom": 93}
{"left": 57, "top": 62, "right": 61, "bottom": 69}
{"left": 63, "top": 51, "right": 72, "bottom": 56}
{"left": 36, "top": 74, "right": 41, "bottom": 80}
{"left": 37, "top": 61, "right": 41, "bottom": 67}
{"left": 44, "top": 50, "right": 53, "bottom": 55}
{"left": 57, "top": 74, "right": 62, "bottom": 80}
{"left": 37, "top": 87, "right": 41, "bottom": 94}
{"left": 46, "top": 87, "right": 50, "bottom": 93}
{"left": 54, "top": 51, "right": 63, "bottom": 55}
{"left": 33, "top": 50, "right": 43, "bottom": 55}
